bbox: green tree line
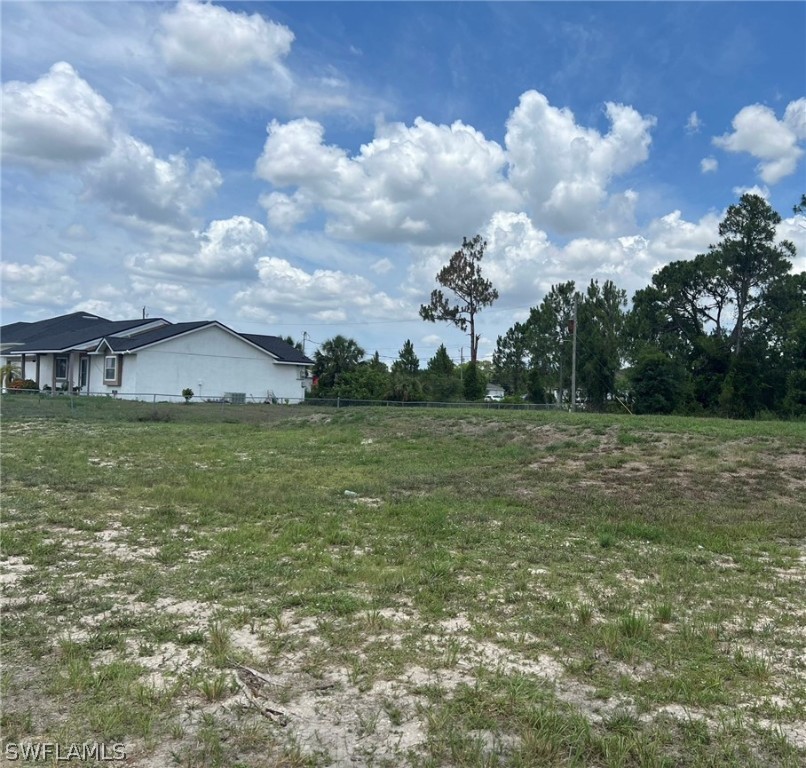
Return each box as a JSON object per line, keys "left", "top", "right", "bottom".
{"left": 493, "top": 193, "right": 805, "bottom": 418}
{"left": 307, "top": 194, "right": 804, "bottom": 417}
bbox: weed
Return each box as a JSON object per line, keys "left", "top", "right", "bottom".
{"left": 208, "top": 622, "right": 231, "bottom": 667}
{"left": 618, "top": 611, "right": 652, "bottom": 641}
{"left": 653, "top": 601, "right": 674, "bottom": 624}
{"left": 198, "top": 673, "right": 234, "bottom": 702}
{"left": 576, "top": 602, "right": 595, "bottom": 625}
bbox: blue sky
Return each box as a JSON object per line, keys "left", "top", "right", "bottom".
{"left": 2, "top": 1, "right": 805, "bottom": 364}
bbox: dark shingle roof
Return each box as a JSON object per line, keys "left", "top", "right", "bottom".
{"left": 104, "top": 322, "right": 212, "bottom": 351}
{"left": 240, "top": 334, "right": 313, "bottom": 364}
{"left": 1, "top": 314, "right": 312, "bottom": 365}
{"left": 0, "top": 313, "right": 160, "bottom": 352}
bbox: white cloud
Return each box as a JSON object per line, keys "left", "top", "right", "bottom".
{"left": 731, "top": 184, "right": 770, "bottom": 200}
{"left": 129, "top": 276, "right": 216, "bottom": 319}
{"left": 481, "top": 211, "right": 551, "bottom": 295}
{"left": 700, "top": 156, "right": 718, "bottom": 174}
{"left": 255, "top": 115, "right": 520, "bottom": 245}
{"left": 0, "top": 253, "right": 81, "bottom": 308}
{"left": 2, "top": 63, "right": 223, "bottom": 236}
{"left": 685, "top": 111, "right": 703, "bottom": 134}
{"left": 254, "top": 91, "right": 658, "bottom": 247}
{"left": 71, "top": 280, "right": 212, "bottom": 322}
{"left": 259, "top": 191, "right": 313, "bottom": 231}
{"left": 504, "top": 91, "right": 656, "bottom": 234}
{"left": 785, "top": 98, "right": 806, "bottom": 140}
{"left": 713, "top": 99, "right": 806, "bottom": 184}
{"left": 234, "top": 256, "right": 411, "bottom": 323}
{"left": 643, "top": 209, "right": 720, "bottom": 268}
{"left": 157, "top": 0, "right": 294, "bottom": 76}
{"left": 82, "top": 134, "right": 222, "bottom": 230}
{"left": 128, "top": 216, "right": 269, "bottom": 278}
{"left": 1, "top": 62, "right": 114, "bottom": 170}
{"left": 779, "top": 214, "right": 806, "bottom": 274}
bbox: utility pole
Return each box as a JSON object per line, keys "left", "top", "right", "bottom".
{"left": 570, "top": 292, "right": 578, "bottom": 412}
{"left": 302, "top": 331, "right": 308, "bottom": 356}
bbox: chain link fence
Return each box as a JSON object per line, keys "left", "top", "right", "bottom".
{"left": 1, "top": 390, "right": 563, "bottom": 424}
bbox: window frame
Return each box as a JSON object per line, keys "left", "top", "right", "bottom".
{"left": 103, "top": 355, "right": 121, "bottom": 386}
{"left": 54, "top": 356, "right": 68, "bottom": 381}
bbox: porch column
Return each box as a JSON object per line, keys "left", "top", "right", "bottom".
{"left": 20, "top": 355, "right": 26, "bottom": 380}
{"left": 35, "top": 355, "right": 41, "bottom": 389}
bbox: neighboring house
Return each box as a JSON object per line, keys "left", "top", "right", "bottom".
{"left": 0, "top": 312, "right": 313, "bottom": 402}
{"left": 485, "top": 382, "right": 505, "bottom": 401}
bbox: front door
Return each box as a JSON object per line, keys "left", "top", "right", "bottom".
{"left": 79, "top": 357, "right": 89, "bottom": 391}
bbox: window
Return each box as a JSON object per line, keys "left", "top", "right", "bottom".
{"left": 104, "top": 355, "right": 121, "bottom": 386}
{"left": 55, "top": 356, "right": 68, "bottom": 381}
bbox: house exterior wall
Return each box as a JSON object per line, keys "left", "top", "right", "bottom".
{"left": 1, "top": 352, "right": 80, "bottom": 391}
{"left": 110, "top": 325, "right": 307, "bottom": 402}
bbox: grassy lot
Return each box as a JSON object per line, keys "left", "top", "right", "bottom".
{"left": 1, "top": 397, "right": 804, "bottom": 767}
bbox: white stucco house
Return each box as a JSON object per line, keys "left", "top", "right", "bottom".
{"left": 0, "top": 312, "right": 313, "bottom": 402}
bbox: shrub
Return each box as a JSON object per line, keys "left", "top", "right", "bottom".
{"left": 8, "top": 379, "right": 38, "bottom": 391}
{"left": 181, "top": 388, "right": 194, "bottom": 404}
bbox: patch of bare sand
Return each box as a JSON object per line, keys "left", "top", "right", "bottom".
{"left": 0, "top": 556, "right": 36, "bottom": 587}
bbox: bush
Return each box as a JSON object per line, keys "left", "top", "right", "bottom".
{"left": 8, "top": 379, "right": 38, "bottom": 391}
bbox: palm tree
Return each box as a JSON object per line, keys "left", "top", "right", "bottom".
{"left": 0, "top": 361, "right": 21, "bottom": 391}
{"left": 313, "top": 335, "right": 365, "bottom": 393}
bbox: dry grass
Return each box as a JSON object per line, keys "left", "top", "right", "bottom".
{"left": 1, "top": 399, "right": 804, "bottom": 766}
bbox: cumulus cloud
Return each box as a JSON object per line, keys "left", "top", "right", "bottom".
{"left": 732, "top": 184, "right": 770, "bottom": 200}
{"left": 259, "top": 191, "right": 314, "bottom": 231}
{"left": 0, "top": 253, "right": 81, "bottom": 308}
{"left": 481, "top": 211, "right": 552, "bottom": 296}
{"left": 1, "top": 62, "right": 114, "bottom": 170}
{"left": 643, "top": 210, "right": 720, "bottom": 267}
{"left": 128, "top": 276, "right": 216, "bottom": 319}
{"left": 700, "top": 156, "right": 718, "bottom": 173}
{"left": 255, "top": 116, "right": 521, "bottom": 245}
{"left": 82, "top": 134, "right": 221, "bottom": 230}
{"left": 254, "top": 91, "right": 657, "bottom": 246}
{"left": 234, "top": 256, "right": 411, "bottom": 323}
{"left": 404, "top": 205, "right": 724, "bottom": 319}
{"left": 778, "top": 214, "right": 806, "bottom": 274}
{"left": 504, "top": 91, "right": 656, "bottom": 234}
{"left": 2, "top": 63, "right": 223, "bottom": 234}
{"left": 71, "top": 279, "right": 212, "bottom": 321}
{"left": 713, "top": 99, "right": 806, "bottom": 184}
{"left": 157, "top": 0, "right": 294, "bottom": 76}
{"left": 127, "top": 216, "right": 268, "bottom": 278}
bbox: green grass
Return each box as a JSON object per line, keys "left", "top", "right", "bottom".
{"left": 1, "top": 396, "right": 804, "bottom": 767}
